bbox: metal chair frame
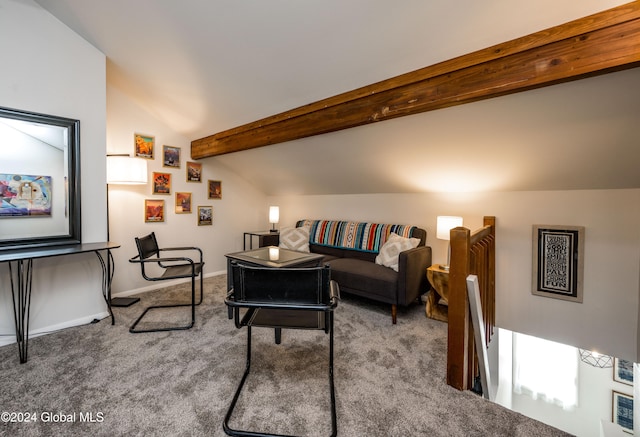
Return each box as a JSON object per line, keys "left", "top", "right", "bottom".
{"left": 224, "top": 263, "right": 339, "bottom": 437}
{"left": 128, "top": 232, "right": 204, "bottom": 333}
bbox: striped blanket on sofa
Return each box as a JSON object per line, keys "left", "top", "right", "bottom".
{"left": 296, "top": 219, "right": 417, "bottom": 253}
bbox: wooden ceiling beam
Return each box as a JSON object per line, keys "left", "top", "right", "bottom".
{"left": 192, "top": 2, "right": 640, "bottom": 159}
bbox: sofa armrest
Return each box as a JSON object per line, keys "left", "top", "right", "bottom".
{"left": 397, "top": 245, "right": 432, "bottom": 306}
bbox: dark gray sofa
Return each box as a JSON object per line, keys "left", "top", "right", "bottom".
{"left": 295, "top": 220, "right": 432, "bottom": 324}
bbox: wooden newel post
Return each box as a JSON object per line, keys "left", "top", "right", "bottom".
{"left": 447, "top": 226, "right": 471, "bottom": 390}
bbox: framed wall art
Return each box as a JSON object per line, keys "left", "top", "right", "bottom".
{"left": 175, "top": 192, "right": 192, "bottom": 214}
{"left": 208, "top": 180, "right": 222, "bottom": 199}
{"left": 144, "top": 199, "right": 165, "bottom": 223}
{"left": 134, "top": 133, "right": 154, "bottom": 159}
{"left": 612, "top": 390, "right": 633, "bottom": 433}
{"left": 198, "top": 206, "right": 212, "bottom": 226}
{"left": 532, "top": 225, "right": 585, "bottom": 303}
{"left": 152, "top": 172, "right": 171, "bottom": 195}
{"left": 186, "top": 161, "right": 202, "bottom": 182}
{"left": 163, "top": 145, "right": 181, "bottom": 168}
{"left": 614, "top": 358, "right": 634, "bottom": 386}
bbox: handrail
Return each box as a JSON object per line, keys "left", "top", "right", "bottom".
{"left": 470, "top": 225, "right": 493, "bottom": 246}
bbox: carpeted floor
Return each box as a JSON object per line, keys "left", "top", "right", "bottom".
{"left": 0, "top": 275, "right": 571, "bottom": 436}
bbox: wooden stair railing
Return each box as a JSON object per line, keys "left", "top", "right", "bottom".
{"left": 447, "top": 216, "right": 496, "bottom": 391}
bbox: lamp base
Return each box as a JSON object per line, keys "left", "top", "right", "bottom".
{"left": 111, "top": 297, "right": 140, "bottom": 307}
{"left": 269, "top": 229, "right": 278, "bottom": 233}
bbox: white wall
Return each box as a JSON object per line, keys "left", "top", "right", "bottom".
{"left": 269, "top": 189, "right": 640, "bottom": 361}
{"left": 0, "top": 0, "right": 108, "bottom": 345}
{"left": 495, "top": 329, "right": 634, "bottom": 437}
{"left": 106, "top": 84, "right": 267, "bottom": 295}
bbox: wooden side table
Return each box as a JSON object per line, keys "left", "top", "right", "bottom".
{"left": 426, "top": 264, "right": 449, "bottom": 322}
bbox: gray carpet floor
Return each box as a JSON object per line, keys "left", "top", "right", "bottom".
{"left": 0, "top": 275, "right": 571, "bottom": 436}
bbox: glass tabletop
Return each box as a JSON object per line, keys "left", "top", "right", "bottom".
{"left": 226, "top": 246, "right": 324, "bottom": 267}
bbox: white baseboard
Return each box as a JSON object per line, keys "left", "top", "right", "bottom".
{"left": 0, "top": 311, "right": 110, "bottom": 347}
{"left": 111, "top": 269, "right": 226, "bottom": 298}
{"left": 0, "top": 270, "right": 226, "bottom": 348}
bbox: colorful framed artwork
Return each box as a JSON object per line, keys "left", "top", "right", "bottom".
{"left": 198, "top": 206, "right": 212, "bottom": 226}
{"left": 0, "top": 174, "right": 52, "bottom": 217}
{"left": 134, "top": 133, "right": 154, "bottom": 159}
{"left": 152, "top": 172, "right": 171, "bottom": 195}
{"left": 614, "top": 358, "right": 634, "bottom": 386}
{"left": 175, "top": 192, "right": 192, "bottom": 214}
{"left": 144, "top": 199, "right": 165, "bottom": 223}
{"left": 532, "top": 225, "right": 585, "bottom": 303}
{"left": 208, "top": 180, "right": 222, "bottom": 199}
{"left": 186, "top": 161, "right": 202, "bottom": 182}
{"left": 163, "top": 145, "right": 181, "bottom": 168}
{"left": 612, "top": 390, "right": 633, "bottom": 433}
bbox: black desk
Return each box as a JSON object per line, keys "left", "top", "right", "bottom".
{"left": 0, "top": 242, "right": 120, "bottom": 363}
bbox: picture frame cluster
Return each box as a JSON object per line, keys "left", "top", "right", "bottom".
{"left": 134, "top": 133, "right": 219, "bottom": 225}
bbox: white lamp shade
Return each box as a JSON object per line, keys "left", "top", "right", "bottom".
{"left": 436, "top": 216, "right": 463, "bottom": 240}
{"left": 107, "top": 156, "right": 148, "bottom": 185}
{"left": 269, "top": 206, "right": 280, "bottom": 224}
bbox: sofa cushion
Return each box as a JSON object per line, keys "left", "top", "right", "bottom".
{"left": 327, "top": 258, "right": 397, "bottom": 300}
{"left": 375, "top": 233, "right": 420, "bottom": 272}
{"left": 279, "top": 226, "right": 310, "bottom": 252}
{"left": 309, "top": 243, "right": 345, "bottom": 259}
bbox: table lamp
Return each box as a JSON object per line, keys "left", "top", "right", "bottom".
{"left": 269, "top": 206, "right": 279, "bottom": 233}
{"left": 437, "top": 215, "right": 463, "bottom": 270}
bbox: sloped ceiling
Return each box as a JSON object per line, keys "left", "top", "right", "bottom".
{"left": 35, "top": 0, "right": 640, "bottom": 194}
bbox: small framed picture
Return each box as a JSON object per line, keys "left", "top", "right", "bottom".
{"left": 612, "top": 390, "right": 633, "bottom": 433}
{"left": 614, "top": 358, "right": 634, "bottom": 385}
{"left": 532, "top": 225, "right": 585, "bottom": 303}
{"left": 208, "top": 180, "right": 222, "bottom": 199}
{"left": 163, "top": 145, "right": 181, "bottom": 168}
{"left": 186, "top": 161, "right": 202, "bottom": 182}
{"left": 134, "top": 133, "right": 154, "bottom": 159}
{"left": 198, "top": 206, "right": 213, "bottom": 226}
{"left": 152, "top": 172, "right": 171, "bottom": 195}
{"left": 175, "top": 192, "right": 192, "bottom": 214}
{"left": 144, "top": 199, "right": 165, "bottom": 223}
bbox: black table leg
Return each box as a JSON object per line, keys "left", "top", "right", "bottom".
{"left": 94, "top": 249, "right": 116, "bottom": 325}
{"left": 8, "top": 259, "right": 33, "bottom": 364}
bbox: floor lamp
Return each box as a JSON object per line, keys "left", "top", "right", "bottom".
{"left": 106, "top": 154, "right": 148, "bottom": 307}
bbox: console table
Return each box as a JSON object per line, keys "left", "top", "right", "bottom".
{"left": 0, "top": 242, "right": 120, "bottom": 363}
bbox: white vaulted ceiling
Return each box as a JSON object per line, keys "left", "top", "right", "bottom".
{"left": 35, "top": 0, "right": 640, "bottom": 195}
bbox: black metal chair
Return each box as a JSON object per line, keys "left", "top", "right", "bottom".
{"left": 128, "top": 232, "right": 204, "bottom": 333}
{"left": 224, "top": 262, "right": 340, "bottom": 437}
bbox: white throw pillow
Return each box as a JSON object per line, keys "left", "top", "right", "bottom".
{"left": 279, "top": 226, "right": 310, "bottom": 252}
{"left": 375, "top": 233, "right": 420, "bottom": 272}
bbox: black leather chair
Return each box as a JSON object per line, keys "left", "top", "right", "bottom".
{"left": 224, "top": 262, "right": 340, "bottom": 437}
{"left": 128, "top": 232, "right": 204, "bottom": 333}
